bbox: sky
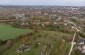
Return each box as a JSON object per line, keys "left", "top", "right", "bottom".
{"left": 0, "top": 0, "right": 85, "bottom": 6}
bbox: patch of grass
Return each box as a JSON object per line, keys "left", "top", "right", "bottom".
{"left": 2, "top": 30, "right": 72, "bottom": 55}
{"left": 2, "top": 41, "right": 41, "bottom": 55}
{"left": 0, "top": 24, "right": 32, "bottom": 40}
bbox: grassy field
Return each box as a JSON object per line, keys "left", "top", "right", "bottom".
{"left": 0, "top": 24, "right": 32, "bottom": 40}
{"left": 2, "top": 30, "right": 72, "bottom": 55}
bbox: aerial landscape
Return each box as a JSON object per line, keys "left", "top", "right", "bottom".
{"left": 0, "top": 0, "right": 85, "bottom": 55}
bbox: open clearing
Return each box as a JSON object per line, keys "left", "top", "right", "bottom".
{"left": 0, "top": 24, "right": 32, "bottom": 40}
{"left": 2, "top": 30, "right": 72, "bottom": 55}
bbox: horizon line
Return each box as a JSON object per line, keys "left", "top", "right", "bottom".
{"left": 0, "top": 4, "right": 85, "bottom": 7}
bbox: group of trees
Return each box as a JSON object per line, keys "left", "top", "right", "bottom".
{"left": 42, "top": 23, "right": 72, "bottom": 33}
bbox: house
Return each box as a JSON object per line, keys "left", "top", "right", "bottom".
{"left": 79, "top": 39, "right": 85, "bottom": 45}
{"left": 77, "top": 38, "right": 85, "bottom": 54}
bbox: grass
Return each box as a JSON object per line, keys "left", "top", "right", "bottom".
{"left": 2, "top": 41, "right": 41, "bottom": 55}
{"left": 0, "top": 24, "right": 32, "bottom": 40}
{"left": 2, "top": 30, "right": 72, "bottom": 55}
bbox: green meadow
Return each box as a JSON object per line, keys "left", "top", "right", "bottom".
{"left": 2, "top": 30, "right": 72, "bottom": 55}
{"left": 0, "top": 24, "right": 73, "bottom": 55}
{"left": 0, "top": 24, "right": 32, "bottom": 40}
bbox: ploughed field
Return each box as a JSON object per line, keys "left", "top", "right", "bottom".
{"left": 0, "top": 24, "right": 31, "bottom": 40}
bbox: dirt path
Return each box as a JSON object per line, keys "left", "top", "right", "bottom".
{"left": 68, "top": 32, "right": 76, "bottom": 55}
{"left": 68, "top": 27, "right": 80, "bottom": 55}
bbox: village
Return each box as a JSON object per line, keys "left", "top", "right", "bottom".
{"left": 0, "top": 6, "right": 85, "bottom": 55}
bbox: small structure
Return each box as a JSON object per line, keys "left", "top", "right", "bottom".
{"left": 77, "top": 38, "right": 85, "bottom": 54}
{"left": 79, "top": 39, "right": 85, "bottom": 45}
